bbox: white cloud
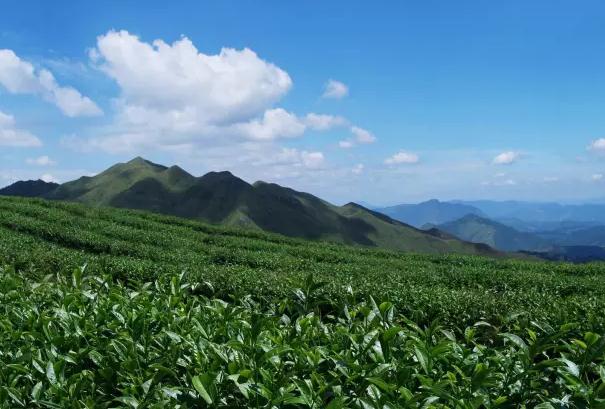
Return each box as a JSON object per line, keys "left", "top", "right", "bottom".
{"left": 322, "top": 79, "right": 348, "bottom": 99}
{"left": 40, "top": 173, "right": 59, "bottom": 183}
{"left": 234, "top": 108, "right": 306, "bottom": 140}
{"left": 493, "top": 151, "right": 520, "bottom": 165}
{"left": 385, "top": 150, "right": 419, "bottom": 165}
{"left": 92, "top": 29, "right": 290, "bottom": 127}
{"left": 589, "top": 138, "right": 605, "bottom": 154}
{"left": 352, "top": 163, "right": 364, "bottom": 175}
{"left": 592, "top": 173, "right": 604, "bottom": 181}
{"left": 0, "top": 49, "right": 102, "bottom": 117}
{"left": 81, "top": 30, "right": 352, "bottom": 153}
{"left": 338, "top": 126, "right": 376, "bottom": 149}
{"left": 351, "top": 126, "right": 376, "bottom": 144}
{"left": 26, "top": 155, "right": 56, "bottom": 166}
{"left": 0, "top": 110, "right": 42, "bottom": 147}
{"left": 543, "top": 176, "right": 559, "bottom": 183}
{"left": 338, "top": 140, "right": 354, "bottom": 149}
{"left": 301, "top": 151, "right": 325, "bottom": 169}
{"left": 304, "top": 113, "right": 347, "bottom": 131}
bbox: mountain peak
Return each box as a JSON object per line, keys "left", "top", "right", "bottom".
{"left": 127, "top": 157, "right": 167, "bottom": 169}
{"left": 0, "top": 179, "right": 60, "bottom": 198}
{"left": 343, "top": 202, "right": 367, "bottom": 209}
{"left": 128, "top": 156, "right": 148, "bottom": 164}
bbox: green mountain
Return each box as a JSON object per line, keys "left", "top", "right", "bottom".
{"left": 0, "top": 179, "right": 59, "bottom": 197}
{"left": 435, "top": 214, "right": 552, "bottom": 252}
{"left": 376, "top": 199, "right": 485, "bottom": 227}
{"left": 6, "top": 157, "right": 500, "bottom": 256}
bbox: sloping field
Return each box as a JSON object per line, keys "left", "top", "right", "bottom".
{"left": 1, "top": 196, "right": 605, "bottom": 407}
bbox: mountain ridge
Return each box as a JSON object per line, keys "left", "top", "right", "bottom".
{"left": 0, "top": 157, "right": 500, "bottom": 257}
{"left": 376, "top": 199, "right": 485, "bottom": 227}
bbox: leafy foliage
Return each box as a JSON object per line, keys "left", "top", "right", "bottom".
{"left": 1, "top": 196, "right": 605, "bottom": 407}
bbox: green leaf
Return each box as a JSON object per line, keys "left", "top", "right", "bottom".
{"left": 192, "top": 375, "right": 213, "bottom": 404}
{"left": 31, "top": 382, "right": 43, "bottom": 401}
{"left": 368, "top": 377, "right": 395, "bottom": 392}
{"left": 46, "top": 362, "right": 57, "bottom": 386}
{"left": 499, "top": 333, "right": 527, "bottom": 351}
{"left": 115, "top": 396, "right": 140, "bottom": 408}
{"left": 414, "top": 346, "right": 429, "bottom": 374}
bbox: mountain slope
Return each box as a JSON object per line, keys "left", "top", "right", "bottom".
{"left": 3, "top": 157, "right": 500, "bottom": 256}
{"left": 377, "top": 199, "right": 485, "bottom": 227}
{"left": 436, "top": 214, "right": 552, "bottom": 252}
{"left": 0, "top": 180, "right": 59, "bottom": 197}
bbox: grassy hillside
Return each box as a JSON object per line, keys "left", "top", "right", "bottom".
{"left": 2, "top": 196, "right": 605, "bottom": 406}
{"left": 1, "top": 196, "right": 603, "bottom": 325}
{"left": 8, "top": 157, "right": 498, "bottom": 256}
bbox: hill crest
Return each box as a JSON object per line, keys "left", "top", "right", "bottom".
{"left": 0, "top": 157, "right": 500, "bottom": 256}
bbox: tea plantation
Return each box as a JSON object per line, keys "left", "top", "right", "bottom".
{"left": 1, "top": 196, "right": 605, "bottom": 407}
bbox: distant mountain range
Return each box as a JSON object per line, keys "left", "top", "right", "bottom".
{"left": 376, "top": 199, "right": 485, "bottom": 228}
{"left": 425, "top": 214, "right": 605, "bottom": 262}
{"left": 373, "top": 199, "right": 605, "bottom": 262}
{"left": 0, "top": 157, "right": 498, "bottom": 257}
{"left": 430, "top": 214, "right": 552, "bottom": 252}
{"left": 455, "top": 200, "right": 605, "bottom": 224}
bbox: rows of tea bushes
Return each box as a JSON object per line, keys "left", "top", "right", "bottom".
{"left": 1, "top": 267, "right": 605, "bottom": 407}
{"left": 1, "top": 196, "right": 604, "bottom": 330}
{"left": 1, "top": 196, "right": 605, "bottom": 406}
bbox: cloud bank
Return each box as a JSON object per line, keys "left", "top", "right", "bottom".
{"left": 0, "top": 110, "right": 42, "bottom": 147}
{"left": 0, "top": 49, "right": 102, "bottom": 117}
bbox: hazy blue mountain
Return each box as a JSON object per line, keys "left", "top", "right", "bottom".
{"left": 536, "top": 225, "right": 605, "bottom": 247}
{"left": 522, "top": 246, "right": 605, "bottom": 263}
{"left": 376, "top": 199, "right": 485, "bottom": 228}
{"left": 495, "top": 218, "right": 603, "bottom": 233}
{"left": 436, "top": 214, "right": 552, "bottom": 252}
{"left": 455, "top": 200, "right": 605, "bottom": 223}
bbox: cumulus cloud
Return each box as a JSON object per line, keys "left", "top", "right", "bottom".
{"left": 234, "top": 108, "right": 306, "bottom": 141}
{"left": 304, "top": 113, "right": 347, "bottom": 130}
{"left": 26, "top": 155, "right": 56, "bottom": 166}
{"left": 493, "top": 151, "right": 520, "bottom": 165}
{"left": 338, "top": 126, "right": 376, "bottom": 148}
{"left": 0, "top": 110, "right": 42, "bottom": 147}
{"left": 338, "top": 140, "right": 354, "bottom": 149}
{"left": 91, "top": 30, "right": 291, "bottom": 127}
{"left": 40, "top": 173, "right": 59, "bottom": 183}
{"left": 384, "top": 150, "right": 419, "bottom": 165}
{"left": 593, "top": 173, "right": 604, "bottom": 181}
{"left": 351, "top": 126, "right": 376, "bottom": 144}
{"left": 300, "top": 151, "right": 325, "bottom": 169}
{"left": 80, "top": 30, "right": 352, "bottom": 154}
{"left": 0, "top": 49, "right": 102, "bottom": 117}
{"left": 322, "top": 79, "right": 348, "bottom": 99}
{"left": 589, "top": 138, "right": 605, "bottom": 154}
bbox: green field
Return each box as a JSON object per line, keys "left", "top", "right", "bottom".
{"left": 1, "top": 196, "right": 605, "bottom": 407}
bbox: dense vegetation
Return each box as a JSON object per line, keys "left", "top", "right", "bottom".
{"left": 1, "top": 196, "right": 605, "bottom": 407}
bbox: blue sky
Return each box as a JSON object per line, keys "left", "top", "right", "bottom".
{"left": 1, "top": 0, "right": 605, "bottom": 204}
